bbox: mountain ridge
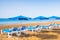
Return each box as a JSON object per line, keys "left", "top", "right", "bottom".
{"left": 0, "top": 16, "right": 60, "bottom": 21}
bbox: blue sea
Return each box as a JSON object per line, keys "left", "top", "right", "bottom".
{"left": 0, "top": 19, "right": 60, "bottom": 25}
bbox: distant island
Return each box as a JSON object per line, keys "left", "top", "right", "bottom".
{"left": 0, "top": 16, "right": 60, "bottom": 21}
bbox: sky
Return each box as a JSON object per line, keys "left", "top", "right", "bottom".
{"left": 0, "top": 0, "right": 60, "bottom": 18}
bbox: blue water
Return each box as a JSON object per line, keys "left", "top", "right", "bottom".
{"left": 0, "top": 19, "right": 60, "bottom": 24}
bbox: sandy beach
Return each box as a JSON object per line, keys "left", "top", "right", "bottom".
{"left": 0, "top": 30, "right": 60, "bottom": 40}
{"left": 0, "top": 21, "right": 60, "bottom": 40}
